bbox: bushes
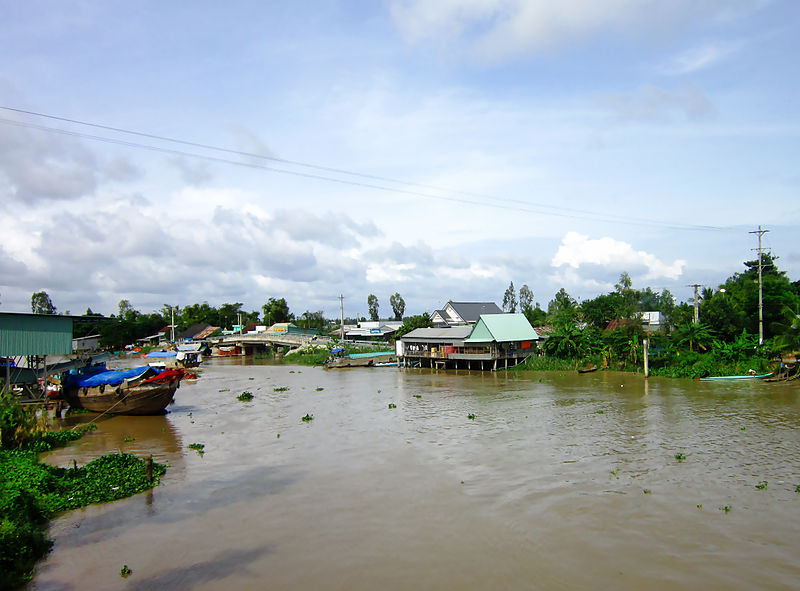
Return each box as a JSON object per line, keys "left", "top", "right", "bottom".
{"left": 0, "top": 391, "right": 165, "bottom": 588}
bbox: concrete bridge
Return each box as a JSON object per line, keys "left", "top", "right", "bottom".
{"left": 209, "top": 332, "right": 331, "bottom": 356}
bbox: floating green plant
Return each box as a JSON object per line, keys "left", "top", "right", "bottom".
{"left": 301, "top": 414, "right": 313, "bottom": 422}
{"left": 755, "top": 481, "right": 768, "bottom": 490}
{"left": 675, "top": 452, "right": 686, "bottom": 462}
{"left": 120, "top": 565, "right": 132, "bottom": 578}
{"left": 796, "top": 485, "right": 800, "bottom": 493}
{"left": 610, "top": 468, "right": 620, "bottom": 478}
{"left": 720, "top": 505, "right": 732, "bottom": 513}
{"left": 315, "top": 387, "right": 324, "bottom": 391}
{"left": 289, "top": 370, "right": 295, "bottom": 373}
{"left": 248, "top": 377, "right": 255, "bottom": 380}
{"left": 123, "top": 436, "right": 135, "bottom": 443}
{"left": 595, "top": 410, "right": 604, "bottom": 414}
{"left": 697, "top": 504, "right": 703, "bottom": 509}
{"left": 643, "top": 489, "right": 652, "bottom": 494}
{"left": 413, "top": 394, "right": 422, "bottom": 398}
{"left": 237, "top": 391, "right": 254, "bottom": 402}
{"left": 218, "top": 388, "right": 230, "bottom": 392}
{"left": 467, "top": 413, "right": 476, "bottom": 420}
{"left": 388, "top": 403, "right": 397, "bottom": 409}
{"left": 740, "top": 426, "right": 746, "bottom": 431}
{"left": 274, "top": 387, "right": 289, "bottom": 392}
{"left": 188, "top": 443, "right": 205, "bottom": 456}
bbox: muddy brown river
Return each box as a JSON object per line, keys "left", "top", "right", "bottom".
{"left": 31, "top": 360, "right": 800, "bottom": 590}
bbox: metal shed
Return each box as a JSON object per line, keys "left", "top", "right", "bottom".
{"left": 0, "top": 312, "right": 73, "bottom": 356}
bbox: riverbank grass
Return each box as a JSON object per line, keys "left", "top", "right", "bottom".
{"left": 0, "top": 390, "right": 166, "bottom": 589}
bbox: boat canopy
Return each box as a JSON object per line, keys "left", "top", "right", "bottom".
{"left": 146, "top": 351, "right": 177, "bottom": 358}
{"left": 64, "top": 366, "right": 154, "bottom": 388}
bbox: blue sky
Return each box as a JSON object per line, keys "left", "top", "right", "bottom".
{"left": 1, "top": 1, "right": 798, "bottom": 321}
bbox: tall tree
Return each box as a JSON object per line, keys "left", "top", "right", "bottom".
{"left": 613, "top": 272, "right": 638, "bottom": 319}
{"left": 31, "top": 291, "right": 56, "bottom": 315}
{"left": 299, "top": 310, "right": 327, "bottom": 331}
{"left": 502, "top": 281, "right": 517, "bottom": 313}
{"left": 548, "top": 288, "right": 578, "bottom": 324}
{"left": 389, "top": 293, "right": 405, "bottom": 321}
{"left": 262, "top": 298, "right": 291, "bottom": 326}
{"left": 118, "top": 299, "right": 137, "bottom": 321}
{"left": 519, "top": 284, "right": 533, "bottom": 315}
{"left": 367, "top": 294, "right": 379, "bottom": 321}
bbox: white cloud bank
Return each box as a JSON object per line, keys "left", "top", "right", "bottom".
{"left": 390, "top": 0, "right": 763, "bottom": 61}
{"left": 552, "top": 231, "right": 686, "bottom": 281}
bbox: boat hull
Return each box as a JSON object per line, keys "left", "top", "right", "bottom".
{"left": 62, "top": 369, "right": 183, "bottom": 415}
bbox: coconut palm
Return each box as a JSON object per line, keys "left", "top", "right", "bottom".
{"left": 771, "top": 306, "right": 800, "bottom": 357}
{"left": 673, "top": 322, "right": 715, "bottom": 352}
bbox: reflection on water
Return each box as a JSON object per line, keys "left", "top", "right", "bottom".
{"left": 31, "top": 362, "right": 800, "bottom": 590}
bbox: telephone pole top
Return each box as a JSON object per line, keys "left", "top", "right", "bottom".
{"left": 749, "top": 226, "right": 769, "bottom": 344}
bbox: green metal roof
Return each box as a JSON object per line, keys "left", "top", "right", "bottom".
{"left": 0, "top": 313, "right": 73, "bottom": 356}
{"left": 464, "top": 314, "right": 539, "bottom": 344}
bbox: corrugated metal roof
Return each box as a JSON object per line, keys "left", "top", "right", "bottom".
{"left": 447, "top": 301, "right": 503, "bottom": 322}
{"left": 400, "top": 326, "right": 473, "bottom": 341}
{"left": 0, "top": 312, "right": 73, "bottom": 356}
{"left": 464, "top": 314, "right": 539, "bottom": 343}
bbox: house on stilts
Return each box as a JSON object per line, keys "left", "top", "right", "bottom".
{"left": 396, "top": 313, "right": 539, "bottom": 370}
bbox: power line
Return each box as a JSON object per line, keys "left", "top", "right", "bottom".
{"left": 0, "top": 105, "right": 724, "bottom": 231}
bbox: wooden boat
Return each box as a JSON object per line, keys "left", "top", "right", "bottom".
{"left": 577, "top": 365, "right": 598, "bottom": 374}
{"left": 697, "top": 372, "right": 773, "bottom": 381}
{"left": 60, "top": 366, "right": 184, "bottom": 415}
{"left": 146, "top": 350, "right": 202, "bottom": 369}
{"left": 324, "top": 350, "right": 396, "bottom": 368}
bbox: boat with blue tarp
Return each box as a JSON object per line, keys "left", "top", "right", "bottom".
{"left": 60, "top": 364, "right": 184, "bottom": 415}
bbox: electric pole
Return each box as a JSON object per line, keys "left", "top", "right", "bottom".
{"left": 749, "top": 225, "right": 769, "bottom": 344}
{"left": 339, "top": 295, "right": 345, "bottom": 342}
{"left": 688, "top": 284, "right": 701, "bottom": 324}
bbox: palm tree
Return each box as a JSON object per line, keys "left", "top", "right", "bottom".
{"left": 543, "top": 322, "right": 582, "bottom": 358}
{"left": 771, "top": 306, "right": 800, "bottom": 358}
{"left": 673, "top": 322, "right": 715, "bottom": 352}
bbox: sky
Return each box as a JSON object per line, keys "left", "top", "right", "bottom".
{"left": 1, "top": 0, "right": 799, "bottom": 322}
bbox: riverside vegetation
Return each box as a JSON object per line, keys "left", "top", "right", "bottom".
{"left": 512, "top": 256, "right": 800, "bottom": 379}
{"left": 0, "top": 388, "right": 166, "bottom": 589}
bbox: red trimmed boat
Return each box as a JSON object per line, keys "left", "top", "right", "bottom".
{"left": 60, "top": 365, "right": 184, "bottom": 415}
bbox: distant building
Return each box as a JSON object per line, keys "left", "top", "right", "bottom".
{"left": 176, "top": 323, "right": 221, "bottom": 341}
{"left": 431, "top": 301, "right": 504, "bottom": 327}
{"left": 344, "top": 320, "right": 403, "bottom": 341}
{"left": 72, "top": 334, "right": 100, "bottom": 353}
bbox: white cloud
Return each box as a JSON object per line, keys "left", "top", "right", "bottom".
{"left": 389, "top": 0, "right": 762, "bottom": 61}
{"left": 662, "top": 42, "right": 741, "bottom": 75}
{"left": 552, "top": 231, "right": 686, "bottom": 281}
{"left": 366, "top": 262, "right": 417, "bottom": 283}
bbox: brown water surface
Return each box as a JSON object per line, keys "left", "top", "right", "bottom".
{"left": 31, "top": 361, "right": 800, "bottom": 590}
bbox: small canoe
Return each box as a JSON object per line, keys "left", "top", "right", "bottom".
{"left": 697, "top": 373, "right": 773, "bottom": 381}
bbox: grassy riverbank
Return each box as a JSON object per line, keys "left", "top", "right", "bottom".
{"left": 0, "top": 392, "right": 166, "bottom": 589}
{"left": 515, "top": 351, "right": 773, "bottom": 379}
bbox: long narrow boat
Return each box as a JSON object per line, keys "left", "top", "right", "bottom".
{"left": 697, "top": 372, "right": 773, "bottom": 381}
{"left": 60, "top": 365, "right": 184, "bottom": 415}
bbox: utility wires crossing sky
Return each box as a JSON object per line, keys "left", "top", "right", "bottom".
{"left": 0, "top": 105, "right": 722, "bottom": 231}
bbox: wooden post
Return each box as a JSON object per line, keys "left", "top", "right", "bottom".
{"left": 146, "top": 455, "right": 154, "bottom": 482}
{"left": 643, "top": 338, "right": 649, "bottom": 378}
